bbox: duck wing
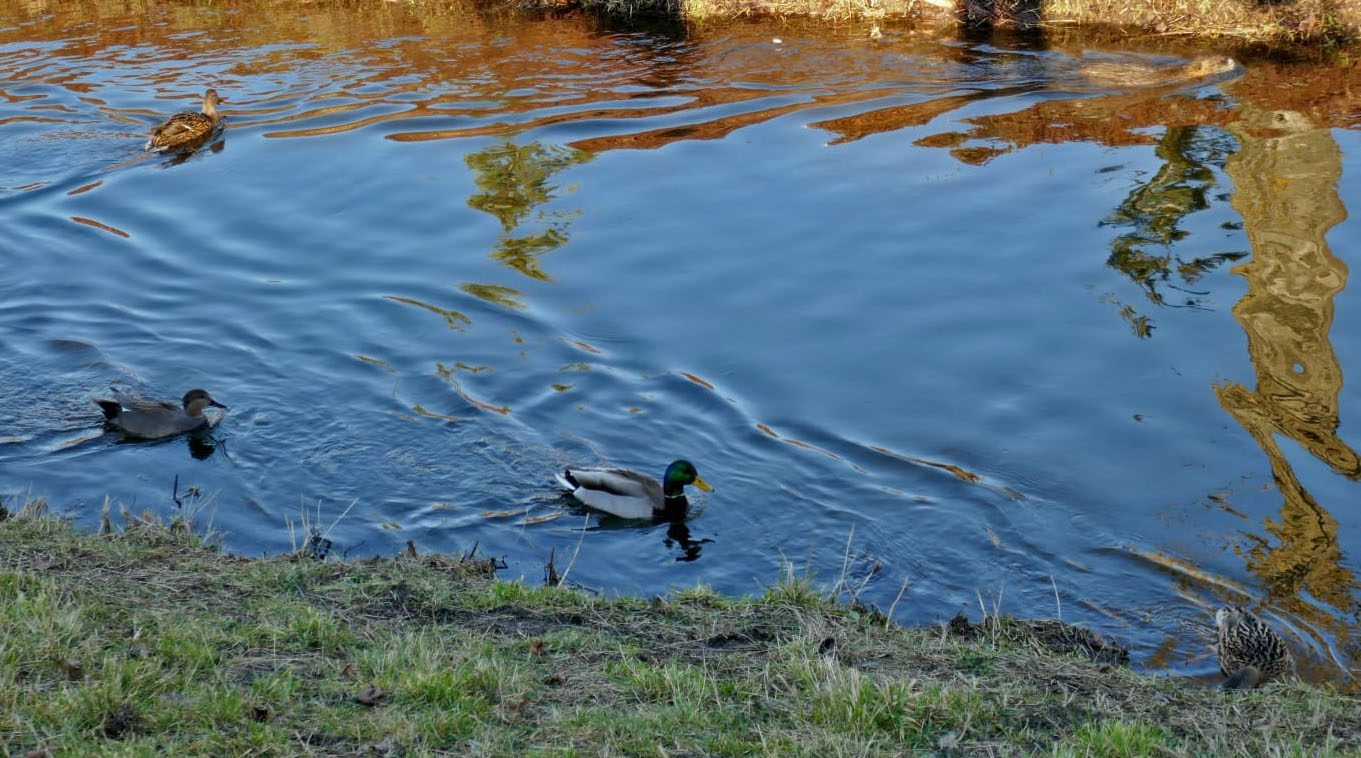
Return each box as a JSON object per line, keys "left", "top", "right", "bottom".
{"left": 560, "top": 467, "right": 657, "bottom": 497}
{"left": 109, "top": 389, "right": 180, "bottom": 415}
{"left": 147, "top": 112, "right": 214, "bottom": 148}
{"left": 556, "top": 467, "right": 664, "bottom": 519}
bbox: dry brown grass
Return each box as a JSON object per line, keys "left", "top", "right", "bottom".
{"left": 1039, "top": 0, "right": 1360, "bottom": 42}
{"left": 572, "top": 0, "right": 1361, "bottom": 42}
{"left": 7, "top": 0, "right": 1357, "bottom": 42}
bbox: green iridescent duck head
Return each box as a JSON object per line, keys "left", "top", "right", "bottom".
{"left": 662, "top": 459, "right": 713, "bottom": 499}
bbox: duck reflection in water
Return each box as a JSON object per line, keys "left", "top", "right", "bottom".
{"left": 186, "top": 433, "right": 219, "bottom": 460}
{"left": 664, "top": 519, "right": 711, "bottom": 563}
{"left": 162, "top": 138, "right": 226, "bottom": 167}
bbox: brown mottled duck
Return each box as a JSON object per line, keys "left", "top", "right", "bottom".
{"left": 146, "top": 89, "right": 224, "bottom": 151}
{"left": 1078, "top": 55, "right": 1237, "bottom": 89}
{"left": 1215, "top": 605, "right": 1294, "bottom": 689}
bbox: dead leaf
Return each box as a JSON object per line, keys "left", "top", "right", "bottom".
{"left": 544, "top": 674, "right": 566, "bottom": 685}
{"left": 249, "top": 705, "right": 270, "bottom": 722}
{"left": 24, "top": 749, "right": 55, "bottom": 758}
{"left": 507, "top": 697, "right": 530, "bottom": 713}
{"left": 354, "top": 685, "right": 385, "bottom": 707}
{"left": 529, "top": 640, "right": 544, "bottom": 656}
{"left": 58, "top": 659, "right": 83, "bottom": 680}
{"left": 341, "top": 662, "right": 357, "bottom": 679}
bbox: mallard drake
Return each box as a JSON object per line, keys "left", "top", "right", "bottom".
{"left": 146, "top": 89, "right": 224, "bottom": 150}
{"left": 554, "top": 460, "right": 713, "bottom": 520}
{"left": 95, "top": 388, "right": 226, "bottom": 439}
{"left": 1215, "top": 605, "right": 1294, "bottom": 689}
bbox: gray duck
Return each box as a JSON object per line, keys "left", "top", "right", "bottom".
{"left": 146, "top": 89, "right": 224, "bottom": 150}
{"left": 95, "top": 388, "right": 226, "bottom": 439}
{"left": 1215, "top": 605, "right": 1294, "bottom": 689}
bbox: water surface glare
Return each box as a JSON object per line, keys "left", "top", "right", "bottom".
{"left": 2, "top": 1, "right": 1360, "bottom": 687}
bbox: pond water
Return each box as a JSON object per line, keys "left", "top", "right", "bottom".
{"left": 2, "top": 0, "right": 1359, "bottom": 688}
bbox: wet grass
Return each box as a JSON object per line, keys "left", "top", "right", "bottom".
{"left": 2, "top": 496, "right": 1359, "bottom": 757}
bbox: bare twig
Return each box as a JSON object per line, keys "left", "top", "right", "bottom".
{"left": 556, "top": 515, "right": 590, "bottom": 588}
{"left": 836, "top": 524, "right": 856, "bottom": 600}
{"left": 885, "top": 575, "right": 911, "bottom": 630}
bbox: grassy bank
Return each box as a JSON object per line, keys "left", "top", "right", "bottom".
{"left": 1, "top": 498, "right": 1358, "bottom": 757}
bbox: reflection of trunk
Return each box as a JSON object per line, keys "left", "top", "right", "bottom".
{"left": 1214, "top": 107, "right": 1357, "bottom": 625}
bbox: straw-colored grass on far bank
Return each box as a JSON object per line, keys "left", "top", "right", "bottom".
{"left": 1, "top": 495, "right": 1358, "bottom": 757}
{"left": 1036, "top": 0, "right": 1360, "bottom": 42}
{"left": 574, "top": 0, "right": 1360, "bottom": 44}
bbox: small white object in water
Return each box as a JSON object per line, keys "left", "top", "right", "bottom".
{"left": 870, "top": 25, "right": 882, "bottom": 39}
{"left": 772, "top": 37, "right": 782, "bottom": 44}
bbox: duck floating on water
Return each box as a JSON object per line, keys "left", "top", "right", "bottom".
{"left": 1078, "top": 54, "right": 1238, "bottom": 89}
{"left": 555, "top": 460, "right": 712, "bottom": 520}
{"left": 95, "top": 388, "right": 226, "bottom": 440}
{"left": 146, "top": 89, "right": 224, "bottom": 151}
{"left": 1215, "top": 605, "right": 1294, "bottom": 689}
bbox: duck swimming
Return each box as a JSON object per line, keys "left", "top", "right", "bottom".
{"left": 555, "top": 460, "right": 712, "bottom": 520}
{"left": 95, "top": 388, "right": 226, "bottom": 440}
{"left": 1078, "top": 54, "right": 1238, "bottom": 89}
{"left": 1215, "top": 605, "right": 1294, "bottom": 689}
{"left": 146, "top": 89, "right": 224, "bottom": 151}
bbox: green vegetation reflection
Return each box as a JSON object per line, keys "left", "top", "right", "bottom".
{"left": 1101, "top": 126, "right": 1246, "bottom": 338}
{"left": 465, "top": 139, "right": 593, "bottom": 282}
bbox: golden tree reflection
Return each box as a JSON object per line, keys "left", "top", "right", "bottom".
{"left": 464, "top": 139, "right": 592, "bottom": 282}
{"left": 1214, "top": 106, "right": 1358, "bottom": 673}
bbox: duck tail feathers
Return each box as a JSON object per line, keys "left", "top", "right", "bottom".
{"left": 1223, "top": 666, "right": 1264, "bottom": 690}
{"left": 94, "top": 399, "right": 121, "bottom": 420}
{"left": 555, "top": 469, "right": 579, "bottom": 491}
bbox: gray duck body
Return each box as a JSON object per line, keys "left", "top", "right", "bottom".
{"left": 95, "top": 388, "right": 226, "bottom": 439}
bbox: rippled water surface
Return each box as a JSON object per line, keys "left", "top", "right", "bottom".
{"left": 3, "top": 0, "right": 1360, "bottom": 687}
